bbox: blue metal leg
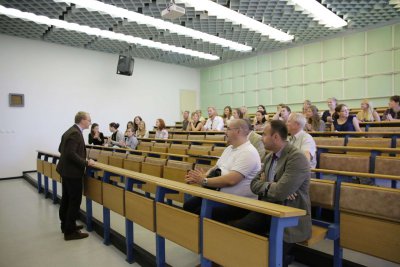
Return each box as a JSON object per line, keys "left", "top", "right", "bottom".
{"left": 333, "top": 238, "right": 343, "bottom": 267}
{"left": 167, "top": 199, "right": 173, "bottom": 206}
{"left": 44, "top": 176, "right": 49, "bottom": 198}
{"left": 86, "top": 198, "right": 93, "bottom": 232}
{"left": 125, "top": 219, "right": 134, "bottom": 263}
{"left": 52, "top": 180, "right": 57, "bottom": 204}
{"left": 156, "top": 234, "right": 166, "bottom": 267}
{"left": 315, "top": 207, "right": 322, "bottom": 219}
{"left": 37, "top": 172, "right": 42, "bottom": 193}
{"left": 269, "top": 217, "right": 299, "bottom": 267}
{"left": 103, "top": 207, "right": 110, "bottom": 245}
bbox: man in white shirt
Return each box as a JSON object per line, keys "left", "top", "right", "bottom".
{"left": 286, "top": 113, "right": 317, "bottom": 168}
{"left": 202, "top": 107, "right": 224, "bottom": 131}
{"left": 184, "top": 119, "right": 261, "bottom": 222}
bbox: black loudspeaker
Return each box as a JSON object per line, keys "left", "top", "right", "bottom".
{"left": 116, "top": 55, "right": 134, "bottom": 76}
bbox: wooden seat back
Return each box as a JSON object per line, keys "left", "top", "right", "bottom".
{"left": 137, "top": 141, "right": 153, "bottom": 151}
{"left": 88, "top": 148, "right": 101, "bottom": 160}
{"left": 374, "top": 156, "right": 400, "bottom": 176}
{"left": 210, "top": 146, "right": 225, "bottom": 157}
{"left": 112, "top": 152, "right": 128, "bottom": 159}
{"left": 205, "top": 135, "right": 225, "bottom": 141}
{"left": 124, "top": 155, "right": 145, "bottom": 173}
{"left": 319, "top": 153, "right": 370, "bottom": 173}
{"left": 309, "top": 179, "right": 335, "bottom": 209}
{"left": 168, "top": 144, "right": 189, "bottom": 155}
{"left": 140, "top": 157, "right": 167, "bottom": 194}
{"left": 172, "top": 134, "right": 188, "bottom": 140}
{"left": 314, "top": 137, "right": 345, "bottom": 146}
{"left": 188, "top": 134, "right": 205, "bottom": 141}
{"left": 162, "top": 160, "right": 194, "bottom": 202}
{"left": 151, "top": 142, "right": 170, "bottom": 155}
{"left": 188, "top": 144, "right": 211, "bottom": 156}
{"left": 347, "top": 138, "right": 392, "bottom": 155}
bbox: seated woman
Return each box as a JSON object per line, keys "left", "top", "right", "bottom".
{"left": 136, "top": 121, "right": 149, "bottom": 138}
{"left": 133, "top": 116, "right": 143, "bottom": 135}
{"left": 240, "top": 106, "right": 248, "bottom": 119}
{"left": 108, "top": 122, "right": 124, "bottom": 146}
{"left": 302, "top": 100, "right": 312, "bottom": 115}
{"left": 305, "top": 105, "right": 326, "bottom": 132}
{"left": 155, "top": 118, "right": 168, "bottom": 139}
{"left": 382, "top": 95, "right": 400, "bottom": 121}
{"left": 232, "top": 108, "right": 244, "bottom": 119}
{"left": 119, "top": 128, "right": 138, "bottom": 150}
{"left": 254, "top": 110, "right": 268, "bottom": 132}
{"left": 356, "top": 99, "right": 381, "bottom": 122}
{"left": 222, "top": 106, "right": 234, "bottom": 126}
{"left": 187, "top": 111, "right": 203, "bottom": 131}
{"left": 125, "top": 121, "right": 134, "bottom": 136}
{"left": 332, "top": 104, "right": 361, "bottom": 132}
{"left": 271, "top": 103, "right": 284, "bottom": 120}
{"left": 253, "top": 105, "right": 269, "bottom": 124}
{"left": 88, "top": 123, "right": 105, "bottom": 146}
{"left": 322, "top": 97, "right": 337, "bottom": 123}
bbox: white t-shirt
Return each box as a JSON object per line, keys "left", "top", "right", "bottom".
{"left": 203, "top": 116, "right": 224, "bottom": 131}
{"left": 216, "top": 141, "right": 261, "bottom": 199}
{"left": 289, "top": 130, "right": 316, "bottom": 168}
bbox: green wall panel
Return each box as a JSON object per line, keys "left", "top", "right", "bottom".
{"left": 287, "top": 66, "right": 302, "bottom": 86}
{"left": 244, "top": 74, "right": 257, "bottom": 90}
{"left": 257, "top": 72, "right": 270, "bottom": 89}
{"left": 259, "top": 90, "right": 271, "bottom": 105}
{"left": 344, "top": 32, "right": 364, "bottom": 57}
{"left": 210, "top": 66, "right": 221, "bottom": 80}
{"left": 395, "top": 49, "right": 400, "bottom": 72}
{"left": 323, "top": 60, "right": 342, "bottom": 80}
{"left": 395, "top": 74, "right": 400, "bottom": 95}
{"left": 244, "top": 57, "right": 258, "bottom": 74}
{"left": 232, "top": 93, "right": 244, "bottom": 107}
{"left": 271, "top": 50, "right": 286, "bottom": 69}
{"left": 221, "top": 79, "right": 232, "bottom": 94}
{"left": 244, "top": 90, "right": 257, "bottom": 107}
{"left": 344, "top": 56, "right": 364, "bottom": 78}
{"left": 214, "top": 94, "right": 229, "bottom": 110}
{"left": 201, "top": 69, "right": 210, "bottom": 84}
{"left": 323, "top": 38, "right": 342, "bottom": 60}
{"left": 287, "top": 46, "right": 303, "bottom": 66}
{"left": 367, "top": 75, "right": 392, "bottom": 98}
{"left": 395, "top": 24, "right": 400, "bottom": 47}
{"left": 232, "top": 76, "right": 243, "bottom": 92}
{"left": 304, "top": 63, "right": 321, "bottom": 83}
{"left": 233, "top": 61, "right": 244, "bottom": 77}
{"left": 209, "top": 80, "right": 221, "bottom": 93}
{"left": 257, "top": 54, "right": 270, "bottom": 72}
{"left": 324, "top": 81, "right": 343, "bottom": 100}
{"left": 271, "top": 69, "right": 286, "bottom": 87}
{"left": 344, "top": 79, "right": 365, "bottom": 99}
{"left": 287, "top": 85, "right": 303, "bottom": 103}
{"left": 367, "top": 26, "right": 392, "bottom": 52}
{"left": 367, "top": 51, "right": 392, "bottom": 75}
{"left": 304, "top": 84, "right": 322, "bottom": 102}
{"left": 304, "top": 42, "right": 321, "bottom": 63}
{"left": 222, "top": 63, "right": 232, "bottom": 78}
{"left": 271, "top": 88, "right": 286, "bottom": 104}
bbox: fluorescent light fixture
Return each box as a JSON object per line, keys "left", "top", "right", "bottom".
{"left": 286, "top": 0, "right": 347, "bottom": 29}
{"left": 53, "top": 0, "right": 252, "bottom": 52}
{"left": 0, "top": 5, "right": 220, "bottom": 60}
{"left": 175, "top": 0, "right": 294, "bottom": 42}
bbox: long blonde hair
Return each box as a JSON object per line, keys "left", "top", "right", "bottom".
{"left": 357, "top": 99, "right": 375, "bottom": 122}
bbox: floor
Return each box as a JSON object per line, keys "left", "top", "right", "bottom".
{"left": 0, "top": 178, "right": 398, "bottom": 267}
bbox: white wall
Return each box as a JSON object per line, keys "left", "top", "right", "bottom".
{"left": 0, "top": 34, "right": 200, "bottom": 178}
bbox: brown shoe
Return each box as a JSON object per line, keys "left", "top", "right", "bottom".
{"left": 64, "top": 231, "right": 89, "bottom": 241}
{"left": 61, "top": 224, "right": 84, "bottom": 233}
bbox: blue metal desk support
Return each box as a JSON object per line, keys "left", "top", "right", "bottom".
{"left": 124, "top": 177, "right": 146, "bottom": 264}
{"left": 37, "top": 153, "right": 43, "bottom": 193}
{"left": 155, "top": 186, "right": 179, "bottom": 267}
{"left": 199, "top": 199, "right": 224, "bottom": 267}
{"left": 51, "top": 157, "right": 58, "bottom": 204}
{"left": 43, "top": 155, "right": 49, "bottom": 198}
{"left": 332, "top": 175, "right": 344, "bottom": 267}
{"left": 102, "top": 171, "right": 111, "bottom": 245}
{"left": 85, "top": 168, "right": 94, "bottom": 232}
{"left": 369, "top": 150, "right": 381, "bottom": 186}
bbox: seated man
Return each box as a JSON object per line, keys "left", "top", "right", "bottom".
{"left": 383, "top": 95, "right": 400, "bottom": 121}
{"left": 286, "top": 113, "right": 317, "bottom": 168}
{"left": 245, "top": 119, "right": 266, "bottom": 162}
{"left": 182, "top": 110, "right": 190, "bottom": 130}
{"left": 184, "top": 119, "right": 261, "bottom": 223}
{"left": 202, "top": 106, "right": 224, "bottom": 131}
{"left": 230, "top": 120, "right": 311, "bottom": 267}
{"left": 120, "top": 128, "right": 138, "bottom": 150}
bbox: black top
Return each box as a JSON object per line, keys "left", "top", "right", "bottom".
{"left": 88, "top": 132, "right": 105, "bottom": 145}
{"left": 182, "top": 119, "right": 189, "bottom": 130}
{"left": 333, "top": 115, "right": 356, "bottom": 132}
{"left": 321, "top": 110, "right": 333, "bottom": 123}
{"left": 383, "top": 108, "right": 400, "bottom": 120}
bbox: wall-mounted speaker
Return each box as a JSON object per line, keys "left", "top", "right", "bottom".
{"left": 116, "top": 55, "right": 134, "bottom": 76}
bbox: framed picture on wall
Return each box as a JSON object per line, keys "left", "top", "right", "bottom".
{"left": 9, "top": 93, "right": 25, "bottom": 107}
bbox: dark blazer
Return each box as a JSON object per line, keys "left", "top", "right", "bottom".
{"left": 57, "top": 124, "right": 87, "bottom": 179}
{"left": 251, "top": 144, "right": 312, "bottom": 243}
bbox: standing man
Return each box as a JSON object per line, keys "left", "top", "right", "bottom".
{"left": 202, "top": 107, "right": 224, "bottom": 131}
{"left": 57, "top": 111, "right": 95, "bottom": 240}
{"left": 231, "top": 120, "right": 311, "bottom": 267}
{"left": 286, "top": 113, "right": 317, "bottom": 168}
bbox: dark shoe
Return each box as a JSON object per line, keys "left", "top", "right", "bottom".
{"left": 61, "top": 224, "right": 84, "bottom": 233}
{"left": 64, "top": 231, "right": 89, "bottom": 241}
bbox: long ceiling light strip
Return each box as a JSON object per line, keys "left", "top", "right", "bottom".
{"left": 0, "top": 5, "right": 220, "bottom": 60}
{"left": 390, "top": 0, "right": 400, "bottom": 10}
{"left": 286, "top": 0, "right": 347, "bottom": 29}
{"left": 175, "top": 0, "right": 294, "bottom": 42}
{"left": 53, "top": 0, "right": 252, "bottom": 52}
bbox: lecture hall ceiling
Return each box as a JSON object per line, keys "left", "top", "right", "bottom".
{"left": 0, "top": 0, "right": 399, "bottom": 68}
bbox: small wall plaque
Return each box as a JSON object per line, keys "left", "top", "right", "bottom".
{"left": 9, "top": 93, "right": 24, "bottom": 107}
